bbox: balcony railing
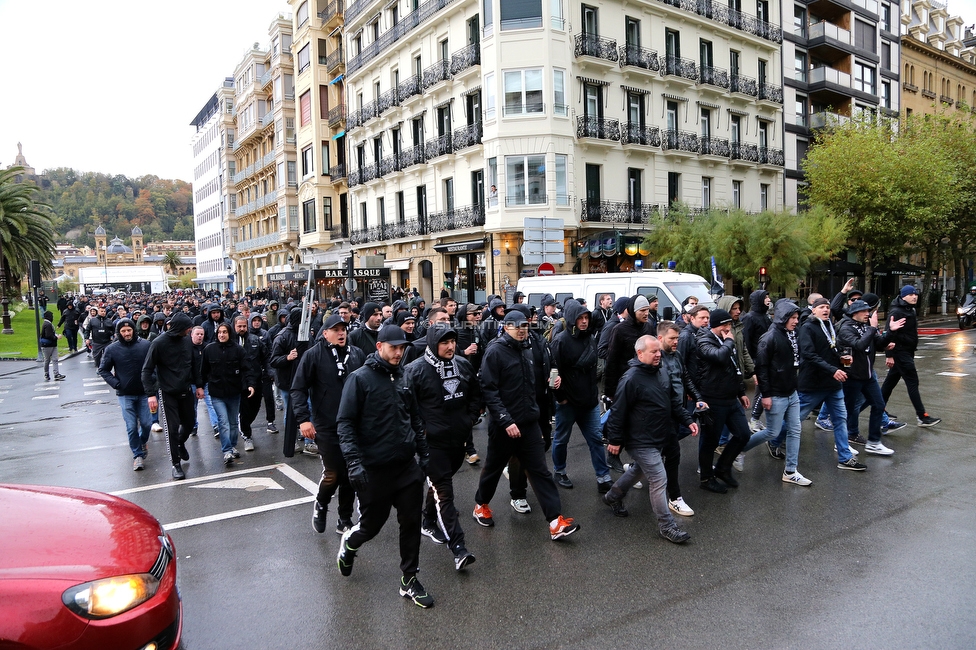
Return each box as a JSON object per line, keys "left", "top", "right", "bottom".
{"left": 379, "top": 153, "right": 400, "bottom": 176}
{"left": 329, "top": 163, "right": 346, "bottom": 179}
{"left": 428, "top": 203, "right": 485, "bottom": 232}
{"left": 399, "top": 144, "right": 426, "bottom": 168}
{"left": 346, "top": 0, "right": 460, "bottom": 75}
{"left": 397, "top": 74, "right": 421, "bottom": 102}
{"left": 699, "top": 136, "right": 731, "bottom": 157}
{"left": 940, "top": 95, "right": 954, "bottom": 105}
{"left": 810, "top": 111, "right": 851, "bottom": 129}
{"left": 235, "top": 231, "right": 284, "bottom": 253}
{"left": 361, "top": 163, "right": 377, "bottom": 183}
{"left": 808, "top": 21, "right": 851, "bottom": 45}
{"left": 580, "top": 199, "right": 662, "bottom": 225}
{"left": 574, "top": 33, "right": 619, "bottom": 62}
{"left": 345, "top": 0, "right": 368, "bottom": 22}
{"left": 620, "top": 123, "right": 661, "bottom": 147}
{"left": 664, "top": 55, "right": 698, "bottom": 80}
{"left": 348, "top": 102, "right": 377, "bottom": 129}
{"left": 453, "top": 122, "right": 483, "bottom": 150}
{"left": 903, "top": 82, "right": 918, "bottom": 92}
{"left": 730, "top": 142, "right": 759, "bottom": 162}
{"left": 758, "top": 82, "right": 783, "bottom": 103}
{"left": 347, "top": 204, "right": 484, "bottom": 244}
{"left": 262, "top": 151, "right": 275, "bottom": 168}
{"left": 658, "top": 0, "right": 782, "bottom": 43}
{"left": 730, "top": 73, "right": 759, "bottom": 96}
{"left": 329, "top": 222, "right": 349, "bottom": 240}
{"left": 347, "top": 168, "right": 361, "bottom": 187}
{"left": 577, "top": 116, "right": 621, "bottom": 141}
{"left": 422, "top": 59, "right": 451, "bottom": 89}
{"left": 699, "top": 65, "right": 730, "bottom": 89}
{"left": 319, "top": 0, "right": 343, "bottom": 23}
{"left": 260, "top": 70, "right": 273, "bottom": 87}
{"left": 328, "top": 105, "right": 346, "bottom": 127}
{"left": 326, "top": 46, "right": 344, "bottom": 72}
{"left": 809, "top": 66, "right": 851, "bottom": 88}
{"left": 261, "top": 112, "right": 274, "bottom": 127}
{"left": 663, "top": 130, "right": 700, "bottom": 153}
{"left": 851, "top": 0, "right": 879, "bottom": 14}
{"left": 921, "top": 88, "right": 936, "bottom": 99}
{"left": 449, "top": 42, "right": 481, "bottom": 75}
{"left": 618, "top": 44, "right": 660, "bottom": 72}
{"left": 377, "top": 87, "right": 400, "bottom": 115}
{"left": 758, "top": 147, "right": 785, "bottom": 165}
{"left": 425, "top": 133, "right": 454, "bottom": 159}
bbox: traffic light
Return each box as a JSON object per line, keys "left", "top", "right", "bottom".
{"left": 758, "top": 266, "right": 769, "bottom": 285}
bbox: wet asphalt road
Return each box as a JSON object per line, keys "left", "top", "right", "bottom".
{"left": 1, "top": 325, "right": 974, "bottom": 650}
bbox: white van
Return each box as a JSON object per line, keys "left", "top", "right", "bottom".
{"left": 517, "top": 271, "right": 716, "bottom": 322}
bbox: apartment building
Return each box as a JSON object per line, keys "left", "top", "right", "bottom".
{"left": 783, "top": 0, "right": 900, "bottom": 208}
{"left": 230, "top": 15, "right": 301, "bottom": 290}
{"left": 339, "top": 0, "right": 785, "bottom": 302}
{"left": 900, "top": 0, "right": 976, "bottom": 117}
{"left": 189, "top": 79, "right": 237, "bottom": 292}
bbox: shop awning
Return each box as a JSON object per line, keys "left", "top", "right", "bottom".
{"left": 329, "top": 74, "right": 344, "bottom": 85}
{"left": 433, "top": 239, "right": 485, "bottom": 253}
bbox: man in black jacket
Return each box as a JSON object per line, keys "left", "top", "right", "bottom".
{"left": 292, "top": 314, "right": 365, "bottom": 536}
{"left": 86, "top": 305, "right": 114, "bottom": 367}
{"left": 335, "top": 325, "right": 434, "bottom": 608}
{"left": 271, "top": 309, "right": 318, "bottom": 457}
{"left": 405, "top": 324, "right": 481, "bottom": 571}
{"left": 57, "top": 303, "right": 81, "bottom": 353}
{"left": 740, "top": 289, "right": 771, "bottom": 426}
{"left": 201, "top": 303, "right": 225, "bottom": 344}
{"left": 99, "top": 318, "right": 153, "bottom": 471}
{"left": 233, "top": 316, "right": 270, "bottom": 452}
{"left": 348, "top": 302, "right": 382, "bottom": 355}
{"left": 473, "top": 311, "right": 580, "bottom": 541}
{"left": 881, "top": 286, "right": 940, "bottom": 426}
{"left": 249, "top": 313, "right": 278, "bottom": 434}
{"left": 603, "top": 335, "right": 697, "bottom": 544}
{"left": 141, "top": 312, "right": 204, "bottom": 480}
{"left": 695, "top": 309, "right": 752, "bottom": 492}
{"left": 549, "top": 300, "right": 612, "bottom": 492}
{"left": 741, "top": 300, "right": 812, "bottom": 485}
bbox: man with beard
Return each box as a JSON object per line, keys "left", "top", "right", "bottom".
{"left": 741, "top": 289, "right": 772, "bottom": 429}
{"left": 85, "top": 305, "right": 114, "bottom": 368}
{"left": 233, "top": 316, "right": 270, "bottom": 452}
{"left": 348, "top": 302, "right": 383, "bottom": 355}
{"left": 405, "top": 324, "right": 481, "bottom": 571}
{"left": 292, "top": 315, "right": 365, "bottom": 536}
{"left": 98, "top": 318, "right": 153, "bottom": 471}
{"left": 271, "top": 309, "right": 318, "bottom": 457}
{"left": 249, "top": 313, "right": 278, "bottom": 434}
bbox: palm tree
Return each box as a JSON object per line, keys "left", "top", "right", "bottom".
{"left": 161, "top": 250, "right": 183, "bottom": 275}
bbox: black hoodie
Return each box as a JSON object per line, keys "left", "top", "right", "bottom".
{"left": 885, "top": 295, "right": 919, "bottom": 354}
{"left": 604, "top": 294, "right": 657, "bottom": 400}
{"left": 606, "top": 357, "right": 693, "bottom": 449}
{"left": 837, "top": 313, "right": 891, "bottom": 381}
{"left": 740, "top": 289, "right": 771, "bottom": 359}
{"left": 270, "top": 309, "right": 305, "bottom": 390}
{"left": 99, "top": 318, "right": 152, "bottom": 396}
{"left": 549, "top": 300, "right": 599, "bottom": 408}
{"left": 755, "top": 299, "right": 801, "bottom": 398}
{"left": 290, "top": 336, "right": 365, "bottom": 443}
{"left": 141, "top": 312, "right": 202, "bottom": 396}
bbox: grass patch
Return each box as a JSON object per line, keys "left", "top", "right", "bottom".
{"left": 0, "top": 304, "right": 72, "bottom": 359}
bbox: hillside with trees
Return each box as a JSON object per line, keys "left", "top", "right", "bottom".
{"left": 33, "top": 168, "right": 194, "bottom": 247}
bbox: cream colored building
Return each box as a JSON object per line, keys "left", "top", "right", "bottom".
{"left": 231, "top": 15, "right": 301, "bottom": 290}
{"left": 335, "top": 0, "right": 785, "bottom": 302}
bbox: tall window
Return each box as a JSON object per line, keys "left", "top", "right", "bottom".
{"left": 760, "top": 184, "right": 769, "bottom": 211}
{"left": 881, "top": 80, "right": 891, "bottom": 109}
{"left": 297, "top": 2, "right": 309, "bottom": 26}
{"left": 881, "top": 42, "right": 891, "bottom": 71}
{"left": 555, "top": 154, "right": 568, "bottom": 205}
{"left": 795, "top": 95, "right": 808, "bottom": 127}
{"left": 377, "top": 197, "right": 386, "bottom": 226}
{"left": 854, "top": 20, "right": 876, "bottom": 53}
{"left": 551, "top": 0, "right": 564, "bottom": 29}
{"left": 323, "top": 197, "right": 333, "bottom": 230}
{"left": 730, "top": 115, "right": 741, "bottom": 144}
{"left": 731, "top": 180, "right": 741, "bottom": 208}
{"left": 702, "top": 177, "right": 711, "bottom": 208}
{"left": 881, "top": 2, "right": 892, "bottom": 32}
{"left": 300, "top": 92, "right": 312, "bottom": 127}
{"left": 501, "top": 0, "right": 543, "bottom": 30}
{"left": 301, "top": 146, "right": 313, "bottom": 177}
{"left": 298, "top": 43, "right": 310, "bottom": 73}
{"left": 667, "top": 172, "right": 680, "bottom": 206}
{"left": 396, "top": 191, "right": 405, "bottom": 222}
{"left": 505, "top": 154, "right": 546, "bottom": 205}
{"left": 627, "top": 92, "right": 644, "bottom": 127}
{"left": 321, "top": 141, "right": 330, "bottom": 175}
{"left": 553, "top": 69, "right": 567, "bottom": 115}
{"left": 485, "top": 72, "right": 496, "bottom": 118}
{"left": 444, "top": 178, "right": 455, "bottom": 212}
{"left": 793, "top": 6, "right": 807, "bottom": 37}
{"left": 795, "top": 52, "right": 807, "bottom": 82}
{"left": 700, "top": 108, "right": 711, "bottom": 139}
{"left": 417, "top": 185, "right": 428, "bottom": 218}
{"left": 854, "top": 63, "right": 876, "bottom": 94}
{"left": 360, "top": 202, "right": 368, "bottom": 230}
{"left": 504, "top": 69, "right": 543, "bottom": 114}
{"left": 302, "top": 199, "right": 316, "bottom": 233}
{"left": 287, "top": 161, "right": 297, "bottom": 186}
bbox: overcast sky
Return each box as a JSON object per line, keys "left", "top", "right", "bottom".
{"left": 2, "top": 0, "right": 976, "bottom": 183}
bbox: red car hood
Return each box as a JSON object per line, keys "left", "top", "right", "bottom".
{"left": 0, "top": 484, "right": 165, "bottom": 582}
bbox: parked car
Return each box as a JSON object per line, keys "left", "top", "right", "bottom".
{"left": 0, "top": 484, "right": 182, "bottom": 650}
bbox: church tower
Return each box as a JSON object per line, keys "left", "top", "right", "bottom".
{"left": 131, "top": 226, "right": 143, "bottom": 263}
{"left": 94, "top": 225, "right": 107, "bottom": 264}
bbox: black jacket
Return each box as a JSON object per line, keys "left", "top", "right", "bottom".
{"left": 201, "top": 312, "right": 225, "bottom": 344}
{"left": 837, "top": 316, "right": 890, "bottom": 381}
{"left": 336, "top": 353, "right": 428, "bottom": 469}
{"left": 695, "top": 327, "right": 745, "bottom": 400}
{"left": 202, "top": 339, "right": 257, "bottom": 399}
{"left": 480, "top": 332, "right": 539, "bottom": 428}
{"left": 348, "top": 325, "right": 379, "bottom": 356}
{"left": 269, "top": 310, "right": 306, "bottom": 390}
{"left": 40, "top": 318, "right": 57, "bottom": 348}
{"left": 290, "top": 342, "right": 365, "bottom": 443}
{"left": 660, "top": 348, "right": 702, "bottom": 403}
{"left": 604, "top": 296, "right": 657, "bottom": 400}
{"left": 57, "top": 306, "right": 81, "bottom": 331}
{"left": 403, "top": 326, "right": 483, "bottom": 450}
{"left": 234, "top": 330, "right": 271, "bottom": 385}
{"left": 455, "top": 305, "right": 484, "bottom": 371}
{"left": 99, "top": 319, "right": 152, "bottom": 396}
{"left": 597, "top": 313, "right": 622, "bottom": 360}
{"left": 678, "top": 322, "right": 703, "bottom": 392}
{"left": 141, "top": 313, "right": 202, "bottom": 396}
{"left": 86, "top": 315, "right": 113, "bottom": 346}
{"left": 885, "top": 296, "right": 919, "bottom": 354}
{"left": 797, "top": 316, "right": 842, "bottom": 393}
{"left": 755, "top": 300, "right": 801, "bottom": 398}
{"left": 550, "top": 300, "right": 599, "bottom": 409}
{"left": 740, "top": 290, "right": 771, "bottom": 360}
{"left": 606, "top": 358, "right": 693, "bottom": 449}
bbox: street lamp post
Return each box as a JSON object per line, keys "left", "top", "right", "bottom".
{"left": 100, "top": 243, "right": 108, "bottom": 291}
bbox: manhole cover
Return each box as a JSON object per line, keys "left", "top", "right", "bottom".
{"left": 61, "top": 400, "right": 111, "bottom": 408}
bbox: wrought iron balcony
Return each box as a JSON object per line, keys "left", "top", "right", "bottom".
{"left": 398, "top": 144, "right": 426, "bottom": 169}
{"left": 377, "top": 87, "right": 400, "bottom": 115}
{"left": 758, "top": 83, "right": 783, "bottom": 103}
{"left": 328, "top": 105, "right": 346, "bottom": 128}
{"left": 347, "top": 168, "right": 361, "bottom": 187}
{"left": 425, "top": 133, "right": 454, "bottom": 159}
{"left": 326, "top": 46, "right": 343, "bottom": 72}
{"left": 699, "top": 65, "right": 730, "bottom": 89}
{"left": 758, "top": 147, "right": 785, "bottom": 166}
{"left": 574, "top": 33, "right": 619, "bottom": 63}
{"left": 428, "top": 203, "right": 485, "bottom": 233}
{"left": 345, "top": 0, "right": 368, "bottom": 22}
{"left": 663, "top": 130, "right": 700, "bottom": 153}
{"left": 453, "top": 122, "right": 483, "bottom": 150}
{"left": 361, "top": 163, "right": 377, "bottom": 183}
{"left": 449, "top": 42, "right": 480, "bottom": 75}
{"left": 580, "top": 199, "right": 662, "bottom": 225}
{"left": 618, "top": 44, "right": 660, "bottom": 72}
{"left": 329, "top": 223, "right": 349, "bottom": 240}
{"left": 577, "top": 116, "right": 621, "bottom": 141}
{"left": 422, "top": 60, "right": 451, "bottom": 89}
{"left": 346, "top": 0, "right": 459, "bottom": 75}
{"left": 729, "top": 73, "right": 759, "bottom": 96}
{"left": 379, "top": 154, "right": 401, "bottom": 176}
{"left": 730, "top": 142, "right": 759, "bottom": 162}
{"left": 329, "top": 163, "right": 346, "bottom": 180}
{"left": 319, "top": 0, "right": 343, "bottom": 24}
{"left": 657, "top": 0, "right": 782, "bottom": 43}
{"left": 699, "top": 137, "right": 731, "bottom": 157}
{"left": 397, "top": 75, "right": 421, "bottom": 102}
{"left": 663, "top": 55, "right": 698, "bottom": 80}
{"left": 350, "top": 219, "right": 425, "bottom": 244}
{"left": 620, "top": 123, "right": 661, "bottom": 147}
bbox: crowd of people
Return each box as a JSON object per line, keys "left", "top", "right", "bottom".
{"left": 45, "top": 277, "right": 941, "bottom": 608}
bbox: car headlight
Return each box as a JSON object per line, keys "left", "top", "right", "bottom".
{"left": 959, "top": 308, "right": 967, "bottom": 315}
{"left": 62, "top": 573, "right": 160, "bottom": 619}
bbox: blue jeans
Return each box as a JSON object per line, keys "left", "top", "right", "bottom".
{"left": 211, "top": 395, "right": 241, "bottom": 454}
{"left": 551, "top": 402, "right": 611, "bottom": 481}
{"left": 612, "top": 446, "right": 674, "bottom": 530}
{"left": 119, "top": 395, "right": 153, "bottom": 458}
{"left": 203, "top": 384, "right": 219, "bottom": 428}
{"left": 844, "top": 377, "right": 886, "bottom": 442}
{"left": 744, "top": 392, "right": 801, "bottom": 473}
{"left": 780, "top": 389, "right": 852, "bottom": 462}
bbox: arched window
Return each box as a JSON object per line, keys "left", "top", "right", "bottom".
{"left": 905, "top": 63, "right": 910, "bottom": 80}
{"left": 910, "top": 65, "right": 915, "bottom": 85}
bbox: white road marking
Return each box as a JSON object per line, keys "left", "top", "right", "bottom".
{"left": 942, "top": 357, "right": 967, "bottom": 361}
{"left": 111, "top": 463, "right": 287, "bottom": 495}
{"left": 190, "top": 477, "right": 284, "bottom": 490}
{"left": 276, "top": 463, "right": 320, "bottom": 494}
{"left": 32, "top": 395, "right": 58, "bottom": 400}
{"left": 84, "top": 389, "right": 110, "bottom": 395}
{"left": 162, "top": 497, "right": 315, "bottom": 531}
{"left": 0, "top": 391, "right": 8, "bottom": 395}
{"left": 914, "top": 356, "right": 926, "bottom": 359}
{"left": 937, "top": 372, "right": 969, "bottom": 377}
{"left": 34, "top": 385, "right": 59, "bottom": 391}
{"left": 83, "top": 379, "right": 103, "bottom": 385}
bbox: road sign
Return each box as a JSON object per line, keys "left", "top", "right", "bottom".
{"left": 344, "top": 278, "right": 358, "bottom": 292}
{"left": 538, "top": 263, "right": 556, "bottom": 275}
{"left": 523, "top": 217, "right": 565, "bottom": 230}
{"left": 521, "top": 241, "right": 564, "bottom": 255}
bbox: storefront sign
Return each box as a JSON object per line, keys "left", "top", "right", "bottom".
{"left": 434, "top": 239, "right": 485, "bottom": 253}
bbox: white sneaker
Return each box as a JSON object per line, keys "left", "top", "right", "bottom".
{"left": 510, "top": 498, "right": 531, "bottom": 513}
{"left": 865, "top": 442, "right": 894, "bottom": 456}
{"left": 151, "top": 423, "right": 163, "bottom": 433}
{"left": 502, "top": 465, "right": 510, "bottom": 480}
{"left": 243, "top": 437, "right": 255, "bottom": 452}
{"left": 782, "top": 470, "right": 813, "bottom": 486}
{"left": 748, "top": 418, "right": 765, "bottom": 433}
{"left": 622, "top": 463, "right": 643, "bottom": 489}
{"left": 834, "top": 444, "right": 859, "bottom": 456}
{"left": 732, "top": 453, "right": 745, "bottom": 472}
{"left": 668, "top": 497, "right": 694, "bottom": 516}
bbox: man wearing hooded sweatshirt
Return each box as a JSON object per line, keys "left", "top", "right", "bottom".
{"left": 404, "top": 324, "right": 481, "bottom": 571}
{"left": 715, "top": 295, "right": 755, "bottom": 469}
{"left": 201, "top": 304, "right": 225, "bottom": 344}
{"left": 549, "top": 300, "right": 613, "bottom": 492}
{"left": 480, "top": 297, "right": 507, "bottom": 344}
{"left": 249, "top": 313, "right": 278, "bottom": 433}
{"left": 100, "top": 318, "right": 153, "bottom": 471}
{"left": 348, "top": 302, "right": 382, "bottom": 355}
{"left": 135, "top": 314, "right": 154, "bottom": 340}
{"left": 740, "top": 289, "right": 772, "bottom": 426}
{"left": 881, "top": 286, "right": 940, "bottom": 427}
{"left": 271, "top": 309, "right": 318, "bottom": 457}
{"left": 141, "top": 312, "right": 204, "bottom": 480}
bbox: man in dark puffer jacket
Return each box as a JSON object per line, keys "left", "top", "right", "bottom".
{"left": 99, "top": 318, "right": 153, "bottom": 471}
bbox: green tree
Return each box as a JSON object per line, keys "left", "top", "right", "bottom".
{"left": 161, "top": 251, "right": 183, "bottom": 275}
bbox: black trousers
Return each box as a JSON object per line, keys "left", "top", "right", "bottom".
{"left": 476, "top": 421, "right": 562, "bottom": 522}
{"left": 663, "top": 429, "right": 682, "bottom": 501}
{"left": 347, "top": 461, "right": 424, "bottom": 576}
{"left": 316, "top": 438, "right": 355, "bottom": 520}
{"left": 239, "top": 388, "right": 262, "bottom": 438}
{"left": 508, "top": 409, "right": 553, "bottom": 500}
{"left": 423, "top": 446, "right": 467, "bottom": 553}
{"left": 158, "top": 390, "right": 196, "bottom": 466}
{"left": 698, "top": 398, "right": 750, "bottom": 480}
{"left": 261, "top": 376, "right": 276, "bottom": 422}
{"left": 881, "top": 350, "right": 927, "bottom": 418}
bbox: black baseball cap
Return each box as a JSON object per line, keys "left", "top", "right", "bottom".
{"left": 322, "top": 314, "right": 346, "bottom": 330}
{"left": 377, "top": 325, "right": 409, "bottom": 345}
